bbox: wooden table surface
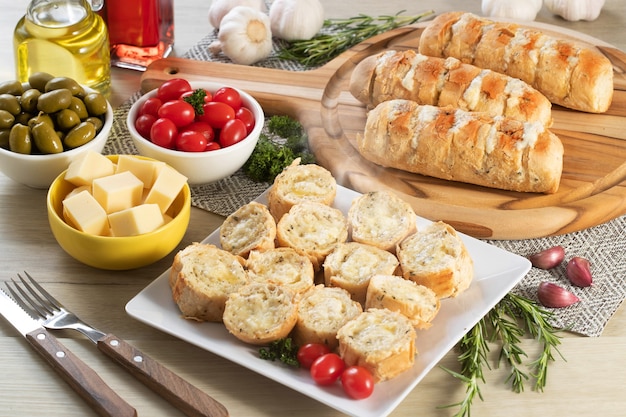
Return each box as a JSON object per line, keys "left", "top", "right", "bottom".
{"left": 1, "top": 1, "right": 625, "bottom": 416}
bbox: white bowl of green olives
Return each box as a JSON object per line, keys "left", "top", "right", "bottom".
{"left": 0, "top": 73, "right": 112, "bottom": 189}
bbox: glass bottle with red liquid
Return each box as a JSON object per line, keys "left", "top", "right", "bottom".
{"left": 100, "top": 0, "right": 174, "bottom": 70}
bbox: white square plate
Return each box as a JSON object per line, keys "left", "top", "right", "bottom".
{"left": 126, "top": 185, "right": 531, "bottom": 417}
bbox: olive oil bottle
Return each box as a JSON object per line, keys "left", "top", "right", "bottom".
{"left": 13, "top": 0, "right": 111, "bottom": 96}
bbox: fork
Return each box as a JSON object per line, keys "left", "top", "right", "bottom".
{"left": 7, "top": 272, "right": 229, "bottom": 417}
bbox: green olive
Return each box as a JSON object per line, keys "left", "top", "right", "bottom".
{"left": 32, "top": 121, "right": 63, "bottom": 154}
{"left": 0, "top": 80, "right": 24, "bottom": 95}
{"left": 28, "top": 72, "right": 55, "bottom": 92}
{"left": 44, "top": 77, "right": 84, "bottom": 96}
{"left": 37, "top": 89, "right": 72, "bottom": 114}
{"left": 15, "top": 111, "right": 34, "bottom": 126}
{"left": 0, "top": 129, "right": 10, "bottom": 149}
{"left": 28, "top": 113, "right": 54, "bottom": 130}
{"left": 56, "top": 109, "right": 81, "bottom": 131}
{"left": 19, "top": 89, "right": 41, "bottom": 113}
{"left": 8, "top": 124, "right": 32, "bottom": 154}
{"left": 68, "top": 96, "right": 89, "bottom": 120}
{"left": 0, "top": 94, "right": 22, "bottom": 116}
{"left": 0, "top": 110, "right": 15, "bottom": 130}
{"left": 63, "top": 121, "right": 95, "bottom": 149}
{"left": 83, "top": 92, "right": 108, "bottom": 116}
{"left": 84, "top": 116, "right": 103, "bottom": 132}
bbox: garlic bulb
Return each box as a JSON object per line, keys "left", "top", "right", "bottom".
{"left": 481, "top": 0, "right": 543, "bottom": 21}
{"left": 208, "top": 0, "right": 265, "bottom": 29}
{"left": 269, "top": 0, "right": 325, "bottom": 41}
{"left": 545, "top": 0, "right": 605, "bottom": 21}
{"left": 209, "top": 6, "right": 273, "bottom": 65}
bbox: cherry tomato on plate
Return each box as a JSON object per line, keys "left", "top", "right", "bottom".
{"left": 139, "top": 97, "right": 162, "bottom": 118}
{"left": 297, "top": 343, "right": 331, "bottom": 369}
{"left": 135, "top": 114, "right": 156, "bottom": 139}
{"left": 213, "top": 86, "right": 242, "bottom": 111}
{"left": 341, "top": 366, "right": 375, "bottom": 399}
{"left": 157, "top": 78, "right": 192, "bottom": 103}
{"left": 198, "top": 101, "right": 235, "bottom": 129}
{"left": 219, "top": 118, "right": 248, "bottom": 148}
{"left": 150, "top": 118, "right": 178, "bottom": 149}
{"left": 235, "top": 106, "right": 255, "bottom": 134}
{"left": 310, "top": 353, "right": 345, "bottom": 386}
{"left": 176, "top": 130, "right": 207, "bottom": 152}
{"left": 157, "top": 100, "right": 196, "bottom": 128}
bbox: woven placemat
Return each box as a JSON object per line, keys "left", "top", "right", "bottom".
{"left": 104, "top": 32, "right": 626, "bottom": 337}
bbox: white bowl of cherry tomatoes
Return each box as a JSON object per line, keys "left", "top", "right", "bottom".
{"left": 127, "top": 78, "right": 264, "bottom": 185}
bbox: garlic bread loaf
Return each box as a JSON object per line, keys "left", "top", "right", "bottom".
{"left": 350, "top": 49, "right": 552, "bottom": 125}
{"left": 170, "top": 243, "right": 249, "bottom": 322}
{"left": 365, "top": 274, "right": 440, "bottom": 329}
{"left": 418, "top": 11, "right": 614, "bottom": 113}
{"left": 246, "top": 247, "right": 315, "bottom": 295}
{"left": 397, "top": 221, "right": 473, "bottom": 299}
{"left": 337, "top": 308, "right": 416, "bottom": 382}
{"left": 358, "top": 99, "right": 564, "bottom": 193}
{"left": 219, "top": 201, "right": 276, "bottom": 258}
{"left": 291, "top": 284, "right": 362, "bottom": 350}
{"left": 223, "top": 282, "right": 299, "bottom": 345}
{"left": 347, "top": 190, "right": 416, "bottom": 253}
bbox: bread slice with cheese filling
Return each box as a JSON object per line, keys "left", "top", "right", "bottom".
{"left": 246, "top": 247, "right": 315, "bottom": 295}
{"left": 219, "top": 201, "right": 276, "bottom": 258}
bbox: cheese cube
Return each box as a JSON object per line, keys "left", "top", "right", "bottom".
{"left": 115, "top": 155, "right": 165, "bottom": 189}
{"left": 108, "top": 204, "right": 164, "bottom": 236}
{"left": 144, "top": 165, "right": 187, "bottom": 214}
{"left": 62, "top": 190, "right": 109, "bottom": 235}
{"left": 65, "top": 151, "right": 116, "bottom": 186}
{"left": 92, "top": 171, "right": 144, "bottom": 214}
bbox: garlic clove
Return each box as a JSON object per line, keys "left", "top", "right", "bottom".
{"left": 528, "top": 245, "right": 565, "bottom": 269}
{"left": 537, "top": 282, "right": 580, "bottom": 308}
{"left": 566, "top": 256, "right": 593, "bottom": 287}
{"left": 208, "top": 0, "right": 266, "bottom": 29}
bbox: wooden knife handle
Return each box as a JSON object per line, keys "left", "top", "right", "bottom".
{"left": 97, "top": 333, "right": 229, "bottom": 417}
{"left": 25, "top": 328, "right": 137, "bottom": 417}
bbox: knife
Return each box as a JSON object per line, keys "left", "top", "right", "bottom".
{"left": 0, "top": 288, "right": 137, "bottom": 417}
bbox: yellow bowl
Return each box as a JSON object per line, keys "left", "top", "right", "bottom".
{"left": 47, "top": 155, "right": 191, "bottom": 270}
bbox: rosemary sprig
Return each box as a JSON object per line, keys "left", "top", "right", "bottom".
{"left": 278, "top": 10, "right": 435, "bottom": 67}
{"left": 441, "top": 293, "right": 564, "bottom": 417}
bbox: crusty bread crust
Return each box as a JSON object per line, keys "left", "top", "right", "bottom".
{"left": 223, "top": 282, "right": 298, "bottom": 345}
{"left": 358, "top": 99, "right": 563, "bottom": 193}
{"left": 291, "top": 284, "right": 362, "bottom": 350}
{"left": 397, "top": 221, "right": 474, "bottom": 298}
{"left": 347, "top": 190, "right": 416, "bottom": 253}
{"left": 219, "top": 201, "right": 276, "bottom": 258}
{"left": 246, "top": 247, "right": 315, "bottom": 295}
{"left": 350, "top": 49, "right": 553, "bottom": 125}
{"left": 418, "top": 11, "right": 614, "bottom": 113}
{"left": 337, "top": 308, "right": 416, "bottom": 382}
{"left": 365, "top": 274, "right": 441, "bottom": 329}
{"left": 323, "top": 242, "right": 400, "bottom": 305}
{"left": 170, "top": 243, "right": 249, "bottom": 322}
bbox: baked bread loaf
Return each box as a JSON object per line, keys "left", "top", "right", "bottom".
{"left": 291, "top": 284, "right": 362, "bottom": 350}
{"left": 365, "top": 274, "right": 440, "bottom": 329}
{"left": 223, "top": 282, "right": 299, "bottom": 345}
{"left": 418, "top": 11, "right": 614, "bottom": 113}
{"left": 219, "top": 201, "right": 276, "bottom": 258}
{"left": 350, "top": 49, "right": 552, "bottom": 126}
{"left": 170, "top": 243, "right": 249, "bottom": 322}
{"left": 347, "top": 190, "right": 416, "bottom": 253}
{"left": 396, "top": 221, "right": 473, "bottom": 298}
{"left": 323, "top": 242, "right": 400, "bottom": 305}
{"left": 276, "top": 201, "right": 348, "bottom": 271}
{"left": 358, "top": 99, "right": 564, "bottom": 193}
{"left": 268, "top": 159, "right": 337, "bottom": 222}
{"left": 337, "top": 308, "right": 416, "bottom": 382}
{"left": 246, "top": 247, "right": 315, "bottom": 295}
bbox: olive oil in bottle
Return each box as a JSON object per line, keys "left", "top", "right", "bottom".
{"left": 13, "top": 0, "right": 111, "bottom": 96}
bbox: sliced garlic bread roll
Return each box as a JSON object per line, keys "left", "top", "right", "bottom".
{"left": 246, "top": 247, "right": 315, "bottom": 295}
{"left": 219, "top": 201, "right": 276, "bottom": 258}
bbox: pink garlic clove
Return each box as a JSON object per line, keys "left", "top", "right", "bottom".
{"left": 528, "top": 245, "right": 565, "bottom": 269}
{"left": 566, "top": 257, "right": 593, "bottom": 287}
{"left": 537, "top": 282, "right": 580, "bottom": 308}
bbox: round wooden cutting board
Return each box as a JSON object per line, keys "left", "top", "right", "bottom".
{"left": 141, "top": 20, "right": 626, "bottom": 240}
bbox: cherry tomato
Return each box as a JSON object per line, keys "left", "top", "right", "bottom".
{"left": 180, "top": 88, "right": 213, "bottom": 103}
{"left": 180, "top": 121, "right": 215, "bottom": 143}
{"left": 139, "top": 97, "right": 162, "bottom": 118}
{"left": 150, "top": 118, "right": 178, "bottom": 149}
{"left": 205, "top": 141, "right": 221, "bottom": 151}
{"left": 213, "top": 87, "right": 242, "bottom": 111}
{"left": 341, "top": 366, "right": 375, "bottom": 400}
{"left": 134, "top": 113, "right": 156, "bottom": 139}
{"left": 176, "top": 130, "right": 207, "bottom": 152}
{"left": 235, "top": 106, "right": 255, "bottom": 134}
{"left": 219, "top": 119, "right": 247, "bottom": 148}
{"left": 310, "top": 353, "right": 345, "bottom": 386}
{"left": 297, "top": 343, "right": 332, "bottom": 369}
{"left": 198, "top": 101, "right": 235, "bottom": 129}
{"left": 157, "top": 78, "right": 192, "bottom": 103}
{"left": 157, "top": 100, "right": 196, "bottom": 128}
